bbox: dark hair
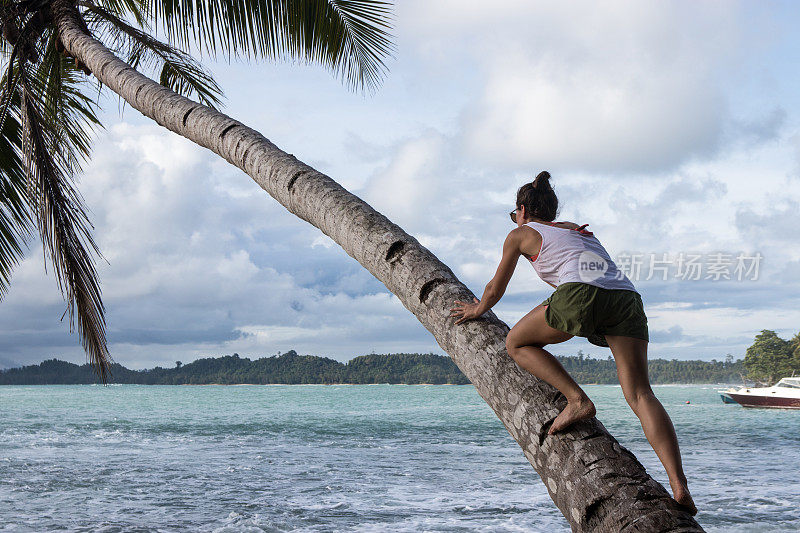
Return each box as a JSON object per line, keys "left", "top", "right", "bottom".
{"left": 516, "top": 171, "right": 558, "bottom": 222}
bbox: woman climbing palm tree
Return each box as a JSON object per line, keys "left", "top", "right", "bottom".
{"left": 450, "top": 171, "right": 698, "bottom": 515}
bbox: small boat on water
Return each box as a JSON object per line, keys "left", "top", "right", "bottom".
{"left": 719, "top": 391, "right": 738, "bottom": 404}
{"left": 718, "top": 377, "right": 800, "bottom": 409}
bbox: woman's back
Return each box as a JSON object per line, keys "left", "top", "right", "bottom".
{"left": 524, "top": 220, "right": 637, "bottom": 292}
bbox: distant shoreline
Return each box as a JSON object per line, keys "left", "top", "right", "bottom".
{"left": 0, "top": 382, "right": 469, "bottom": 386}
{"left": 178, "top": 382, "right": 462, "bottom": 386}
{"left": 0, "top": 351, "right": 746, "bottom": 386}
{"left": 0, "top": 381, "right": 740, "bottom": 387}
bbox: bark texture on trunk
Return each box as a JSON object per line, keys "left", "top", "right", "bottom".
{"left": 53, "top": 2, "right": 703, "bottom": 531}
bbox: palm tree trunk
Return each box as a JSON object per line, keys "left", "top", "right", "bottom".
{"left": 52, "top": 2, "right": 703, "bottom": 531}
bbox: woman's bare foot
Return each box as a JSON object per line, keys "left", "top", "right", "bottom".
{"left": 670, "top": 479, "right": 697, "bottom": 516}
{"left": 548, "top": 396, "right": 596, "bottom": 434}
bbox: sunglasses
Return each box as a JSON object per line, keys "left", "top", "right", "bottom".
{"left": 510, "top": 207, "right": 519, "bottom": 224}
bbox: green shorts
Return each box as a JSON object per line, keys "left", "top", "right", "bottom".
{"left": 540, "top": 282, "right": 649, "bottom": 348}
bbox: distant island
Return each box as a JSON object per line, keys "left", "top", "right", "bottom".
{"left": 0, "top": 350, "right": 747, "bottom": 385}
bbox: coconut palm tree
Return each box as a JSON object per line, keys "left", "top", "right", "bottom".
{"left": 0, "top": 1, "right": 703, "bottom": 530}
{"left": 0, "top": 0, "right": 393, "bottom": 381}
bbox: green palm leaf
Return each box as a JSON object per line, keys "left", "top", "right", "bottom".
{"left": 17, "top": 43, "right": 110, "bottom": 381}
{"left": 0, "top": 90, "right": 33, "bottom": 300}
{"left": 139, "top": 0, "right": 395, "bottom": 92}
{"left": 83, "top": 3, "right": 224, "bottom": 108}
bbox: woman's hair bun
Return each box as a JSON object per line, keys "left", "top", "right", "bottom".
{"left": 532, "top": 170, "right": 551, "bottom": 188}
{"left": 517, "top": 171, "right": 558, "bottom": 222}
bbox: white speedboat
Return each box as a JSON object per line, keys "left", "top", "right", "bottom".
{"left": 718, "top": 377, "right": 800, "bottom": 409}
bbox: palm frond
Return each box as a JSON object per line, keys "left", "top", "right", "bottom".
{"left": 17, "top": 55, "right": 111, "bottom": 382}
{"left": 156, "top": 58, "right": 221, "bottom": 108}
{"left": 143, "top": 0, "right": 395, "bottom": 92}
{"left": 1, "top": 1, "right": 52, "bottom": 62}
{"left": 83, "top": 2, "right": 223, "bottom": 108}
{"left": 0, "top": 25, "right": 35, "bottom": 300}
{"left": 88, "top": 0, "right": 147, "bottom": 26}
{"left": 0, "top": 86, "right": 33, "bottom": 300}
{"left": 40, "top": 31, "right": 104, "bottom": 173}
{"left": 0, "top": 36, "right": 23, "bottom": 132}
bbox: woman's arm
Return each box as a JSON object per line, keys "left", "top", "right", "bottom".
{"left": 451, "top": 229, "right": 522, "bottom": 324}
{"left": 476, "top": 230, "right": 522, "bottom": 312}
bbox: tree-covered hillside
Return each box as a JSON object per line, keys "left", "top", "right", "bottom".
{"left": 744, "top": 330, "right": 800, "bottom": 385}
{"left": 558, "top": 352, "right": 745, "bottom": 384}
{"left": 0, "top": 350, "right": 748, "bottom": 385}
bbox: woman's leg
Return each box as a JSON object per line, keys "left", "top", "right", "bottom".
{"left": 505, "top": 304, "right": 596, "bottom": 434}
{"left": 604, "top": 334, "right": 697, "bottom": 515}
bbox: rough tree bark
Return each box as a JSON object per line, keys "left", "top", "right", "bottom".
{"left": 52, "top": 2, "right": 703, "bottom": 531}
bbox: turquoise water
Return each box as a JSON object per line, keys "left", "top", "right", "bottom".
{"left": 0, "top": 384, "right": 798, "bottom": 532}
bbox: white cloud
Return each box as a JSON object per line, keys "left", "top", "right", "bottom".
{"left": 235, "top": 325, "right": 341, "bottom": 343}
{"left": 311, "top": 235, "right": 336, "bottom": 249}
{"left": 403, "top": 0, "right": 748, "bottom": 173}
{"left": 361, "top": 131, "right": 447, "bottom": 230}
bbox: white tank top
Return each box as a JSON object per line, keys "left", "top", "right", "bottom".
{"left": 523, "top": 221, "right": 637, "bottom": 292}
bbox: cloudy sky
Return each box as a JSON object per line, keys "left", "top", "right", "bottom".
{"left": 3, "top": 1, "right": 800, "bottom": 369}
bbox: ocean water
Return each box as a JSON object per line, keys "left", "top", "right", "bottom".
{"left": 0, "top": 384, "right": 798, "bottom": 532}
